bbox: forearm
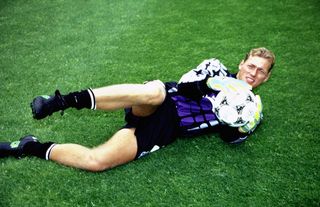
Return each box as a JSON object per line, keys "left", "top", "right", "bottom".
{"left": 219, "top": 125, "right": 249, "bottom": 144}
{"left": 177, "top": 77, "right": 211, "bottom": 99}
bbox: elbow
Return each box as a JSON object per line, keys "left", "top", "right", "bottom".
{"left": 227, "top": 136, "right": 248, "bottom": 144}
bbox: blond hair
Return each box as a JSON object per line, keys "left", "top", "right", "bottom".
{"left": 244, "top": 47, "right": 276, "bottom": 72}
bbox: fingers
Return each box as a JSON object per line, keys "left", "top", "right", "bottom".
{"left": 207, "top": 76, "right": 252, "bottom": 94}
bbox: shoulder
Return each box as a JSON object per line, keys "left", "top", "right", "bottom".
{"left": 196, "top": 58, "right": 223, "bottom": 69}
{"left": 196, "top": 58, "right": 230, "bottom": 77}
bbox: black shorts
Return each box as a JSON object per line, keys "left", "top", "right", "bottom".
{"left": 123, "top": 83, "right": 180, "bottom": 159}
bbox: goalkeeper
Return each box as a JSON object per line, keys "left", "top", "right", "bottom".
{"left": 0, "top": 47, "right": 275, "bottom": 172}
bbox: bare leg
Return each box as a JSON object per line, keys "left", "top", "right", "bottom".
{"left": 49, "top": 128, "right": 138, "bottom": 172}
{"left": 93, "top": 80, "right": 166, "bottom": 116}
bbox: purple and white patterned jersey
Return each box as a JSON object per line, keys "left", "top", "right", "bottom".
{"left": 166, "top": 58, "right": 248, "bottom": 143}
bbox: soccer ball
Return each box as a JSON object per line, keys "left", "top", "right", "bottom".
{"left": 214, "top": 89, "right": 259, "bottom": 127}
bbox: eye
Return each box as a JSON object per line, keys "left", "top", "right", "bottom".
{"left": 247, "top": 64, "right": 254, "bottom": 69}
{"left": 258, "top": 68, "right": 267, "bottom": 76}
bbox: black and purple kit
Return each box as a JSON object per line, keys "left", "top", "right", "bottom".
{"left": 124, "top": 58, "right": 250, "bottom": 159}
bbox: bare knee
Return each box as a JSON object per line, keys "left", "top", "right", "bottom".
{"left": 82, "top": 129, "right": 137, "bottom": 172}
{"left": 143, "top": 80, "right": 166, "bottom": 105}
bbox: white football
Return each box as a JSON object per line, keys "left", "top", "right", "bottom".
{"left": 214, "top": 89, "right": 258, "bottom": 127}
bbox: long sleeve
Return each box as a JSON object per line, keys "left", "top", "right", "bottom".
{"left": 219, "top": 125, "right": 249, "bottom": 144}
{"left": 177, "top": 58, "right": 232, "bottom": 99}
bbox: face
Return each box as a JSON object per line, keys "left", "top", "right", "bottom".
{"left": 237, "top": 55, "right": 272, "bottom": 88}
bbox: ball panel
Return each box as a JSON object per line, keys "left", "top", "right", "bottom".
{"left": 214, "top": 89, "right": 258, "bottom": 127}
{"left": 218, "top": 105, "right": 239, "bottom": 124}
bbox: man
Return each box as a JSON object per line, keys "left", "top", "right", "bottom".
{"left": 0, "top": 47, "right": 275, "bottom": 172}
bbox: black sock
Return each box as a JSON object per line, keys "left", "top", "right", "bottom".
{"left": 23, "top": 141, "right": 55, "bottom": 160}
{"left": 0, "top": 142, "right": 14, "bottom": 158}
{"left": 63, "top": 88, "right": 96, "bottom": 110}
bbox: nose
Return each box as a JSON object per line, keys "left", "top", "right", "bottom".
{"left": 249, "top": 68, "right": 258, "bottom": 76}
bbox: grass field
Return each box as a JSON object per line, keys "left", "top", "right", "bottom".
{"left": 1, "top": 0, "right": 319, "bottom": 206}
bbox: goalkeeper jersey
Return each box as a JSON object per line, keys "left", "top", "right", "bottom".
{"left": 167, "top": 58, "right": 249, "bottom": 144}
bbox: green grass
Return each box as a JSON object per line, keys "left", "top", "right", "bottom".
{"left": 1, "top": 0, "right": 319, "bottom": 206}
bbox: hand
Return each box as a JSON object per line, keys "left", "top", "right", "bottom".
{"left": 239, "top": 95, "right": 263, "bottom": 133}
{"left": 207, "top": 76, "right": 252, "bottom": 93}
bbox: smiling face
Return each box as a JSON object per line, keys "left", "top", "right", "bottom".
{"left": 237, "top": 55, "right": 272, "bottom": 88}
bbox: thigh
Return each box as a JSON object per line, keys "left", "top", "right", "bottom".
{"left": 93, "top": 128, "right": 138, "bottom": 169}
{"left": 132, "top": 104, "right": 158, "bottom": 117}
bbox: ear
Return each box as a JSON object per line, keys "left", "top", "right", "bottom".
{"left": 263, "top": 71, "right": 272, "bottom": 82}
{"left": 238, "top": 60, "right": 244, "bottom": 70}
{"left": 238, "top": 60, "right": 245, "bottom": 70}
